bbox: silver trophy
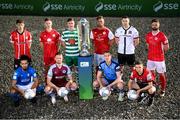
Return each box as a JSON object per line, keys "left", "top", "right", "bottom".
{"left": 77, "top": 18, "right": 90, "bottom": 56}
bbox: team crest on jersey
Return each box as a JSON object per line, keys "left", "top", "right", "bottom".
{"left": 68, "top": 39, "right": 75, "bottom": 45}
{"left": 62, "top": 70, "right": 66, "bottom": 73}
{"left": 103, "top": 31, "right": 106, "bottom": 35}
{"left": 27, "top": 74, "right": 30, "bottom": 77}
{"left": 52, "top": 34, "right": 56, "bottom": 37}
{"left": 128, "top": 31, "right": 132, "bottom": 34}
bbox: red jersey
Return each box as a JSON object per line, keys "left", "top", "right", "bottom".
{"left": 130, "top": 67, "right": 154, "bottom": 83}
{"left": 47, "top": 64, "right": 71, "bottom": 87}
{"left": 90, "top": 27, "right": 114, "bottom": 54}
{"left": 10, "top": 30, "right": 32, "bottom": 59}
{"left": 146, "top": 31, "right": 168, "bottom": 61}
{"left": 39, "top": 29, "right": 60, "bottom": 58}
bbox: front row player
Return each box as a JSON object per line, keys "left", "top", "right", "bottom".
{"left": 44, "top": 52, "right": 78, "bottom": 104}
{"left": 10, "top": 55, "right": 39, "bottom": 107}
{"left": 128, "top": 60, "right": 156, "bottom": 106}
{"left": 93, "top": 51, "right": 124, "bottom": 101}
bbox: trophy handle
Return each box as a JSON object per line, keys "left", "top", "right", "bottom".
{"left": 77, "top": 24, "right": 82, "bottom": 51}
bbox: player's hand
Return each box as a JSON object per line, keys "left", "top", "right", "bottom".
{"left": 115, "top": 38, "right": 119, "bottom": 45}
{"left": 136, "top": 89, "right": 141, "bottom": 96}
{"left": 55, "top": 87, "right": 60, "bottom": 93}
{"left": 106, "top": 85, "right": 111, "bottom": 90}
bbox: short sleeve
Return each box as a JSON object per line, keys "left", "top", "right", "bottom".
{"left": 98, "top": 64, "right": 103, "bottom": 71}
{"left": 31, "top": 69, "right": 37, "bottom": 79}
{"left": 115, "top": 64, "right": 120, "bottom": 72}
{"left": 10, "top": 33, "right": 14, "bottom": 43}
{"left": 115, "top": 29, "right": 120, "bottom": 38}
{"left": 61, "top": 32, "right": 65, "bottom": 42}
{"left": 133, "top": 28, "right": 139, "bottom": 39}
{"left": 90, "top": 31, "right": 94, "bottom": 39}
{"left": 28, "top": 32, "right": 32, "bottom": 43}
{"left": 66, "top": 65, "right": 72, "bottom": 75}
{"left": 161, "top": 33, "right": 168, "bottom": 45}
{"left": 47, "top": 67, "right": 53, "bottom": 78}
{"left": 108, "top": 30, "right": 114, "bottom": 40}
{"left": 129, "top": 72, "right": 135, "bottom": 80}
{"left": 12, "top": 72, "right": 18, "bottom": 80}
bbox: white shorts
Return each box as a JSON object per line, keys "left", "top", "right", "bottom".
{"left": 147, "top": 60, "right": 166, "bottom": 73}
{"left": 16, "top": 82, "right": 35, "bottom": 92}
{"left": 94, "top": 53, "right": 104, "bottom": 66}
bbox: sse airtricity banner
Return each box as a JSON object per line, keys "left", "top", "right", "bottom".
{"left": 0, "top": 0, "right": 179, "bottom": 17}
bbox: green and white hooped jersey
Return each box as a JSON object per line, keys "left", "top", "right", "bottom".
{"left": 61, "top": 29, "right": 79, "bottom": 57}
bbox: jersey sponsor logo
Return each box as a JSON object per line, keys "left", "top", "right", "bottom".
{"left": 103, "top": 31, "right": 106, "bottom": 35}
{"left": 47, "top": 38, "right": 52, "bottom": 42}
{"left": 154, "top": 37, "right": 158, "bottom": 40}
{"left": 68, "top": 39, "right": 76, "bottom": 45}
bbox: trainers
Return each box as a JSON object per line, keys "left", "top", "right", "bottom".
{"left": 160, "top": 91, "right": 165, "bottom": 97}
{"left": 30, "top": 97, "right": 37, "bottom": 104}
{"left": 137, "top": 96, "right": 144, "bottom": 102}
{"left": 51, "top": 96, "right": 56, "bottom": 105}
{"left": 118, "top": 92, "right": 124, "bottom": 101}
{"left": 147, "top": 97, "right": 154, "bottom": 106}
{"left": 14, "top": 100, "right": 20, "bottom": 107}
{"left": 64, "top": 95, "right": 69, "bottom": 102}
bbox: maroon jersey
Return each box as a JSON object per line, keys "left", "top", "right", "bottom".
{"left": 47, "top": 64, "right": 71, "bottom": 87}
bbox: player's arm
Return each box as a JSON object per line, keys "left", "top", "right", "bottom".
{"left": 108, "top": 30, "right": 115, "bottom": 46}
{"left": 31, "top": 78, "right": 39, "bottom": 89}
{"left": 47, "top": 68, "right": 60, "bottom": 92}
{"left": 28, "top": 33, "right": 32, "bottom": 48}
{"left": 133, "top": 37, "right": 140, "bottom": 47}
{"left": 137, "top": 81, "right": 153, "bottom": 95}
{"left": 10, "top": 34, "right": 14, "bottom": 48}
{"left": 97, "top": 70, "right": 103, "bottom": 88}
{"left": 11, "top": 80, "right": 24, "bottom": 96}
{"left": 163, "top": 43, "right": 169, "bottom": 52}
{"left": 47, "top": 76, "right": 59, "bottom": 92}
{"left": 107, "top": 71, "right": 123, "bottom": 88}
{"left": 128, "top": 79, "right": 134, "bottom": 90}
{"left": 133, "top": 29, "right": 140, "bottom": 47}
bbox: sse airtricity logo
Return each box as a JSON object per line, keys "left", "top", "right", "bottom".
{"left": 95, "top": 2, "right": 103, "bottom": 12}
{"left": 153, "top": 1, "right": 179, "bottom": 12}
{"left": 153, "top": 1, "right": 163, "bottom": 12}
{"left": 43, "top": 2, "right": 50, "bottom": 12}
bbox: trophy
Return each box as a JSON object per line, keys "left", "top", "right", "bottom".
{"left": 77, "top": 18, "right": 90, "bottom": 56}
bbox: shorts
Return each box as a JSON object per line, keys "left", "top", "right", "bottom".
{"left": 44, "top": 57, "right": 55, "bottom": 67}
{"left": 102, "top": 78, "right": 115, "bottom": 86}
{"left": 14, "top": 58, "right": 32, "bottom": 70}
{"left": 65, "top": 56, "right": 78, "bottom": 67}
{"left": 117, "top": 53, "right": 135, "bottom": 66}
{"left": 94, "top": 53, "right": 105, "bottom": 66}
{"left": 147, "top": 60, "right": 166, "bottom": 73}
{"left": 16, "top": 82, "right": 35, "bottom": 92}
{"left": 137, "top": 82, "right": 149, "bottom": 89}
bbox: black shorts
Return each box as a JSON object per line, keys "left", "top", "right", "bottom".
{"left": 137, "top": 82, "right": 149, "bottom": 89}
{"left": 14, "top": 58, "right": 32, "bottom": 70}
{"left": 117, "top": 53, "right": 135, "bottom": 66}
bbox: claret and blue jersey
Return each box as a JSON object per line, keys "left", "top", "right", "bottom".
{"left": 12, "top": 66, "right": 37, "bottom": 86}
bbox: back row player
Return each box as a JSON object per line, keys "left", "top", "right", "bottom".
{"left": 10, "top": 17, "right": 169, "bottom": 96}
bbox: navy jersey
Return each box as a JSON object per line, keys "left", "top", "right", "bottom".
{"left": 12, "top": 66, "right": 37, "bottom": 86}
{"left": 98, "top": 60, "right": 120, "bottom": 82}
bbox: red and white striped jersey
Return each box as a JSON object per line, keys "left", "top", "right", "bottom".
{"left": 10, "top": 30, "right": 32, "bottom": 59}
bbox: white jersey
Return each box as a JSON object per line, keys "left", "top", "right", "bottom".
{"left": 115, "top": 26, "right": 139, "bottom": 54}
